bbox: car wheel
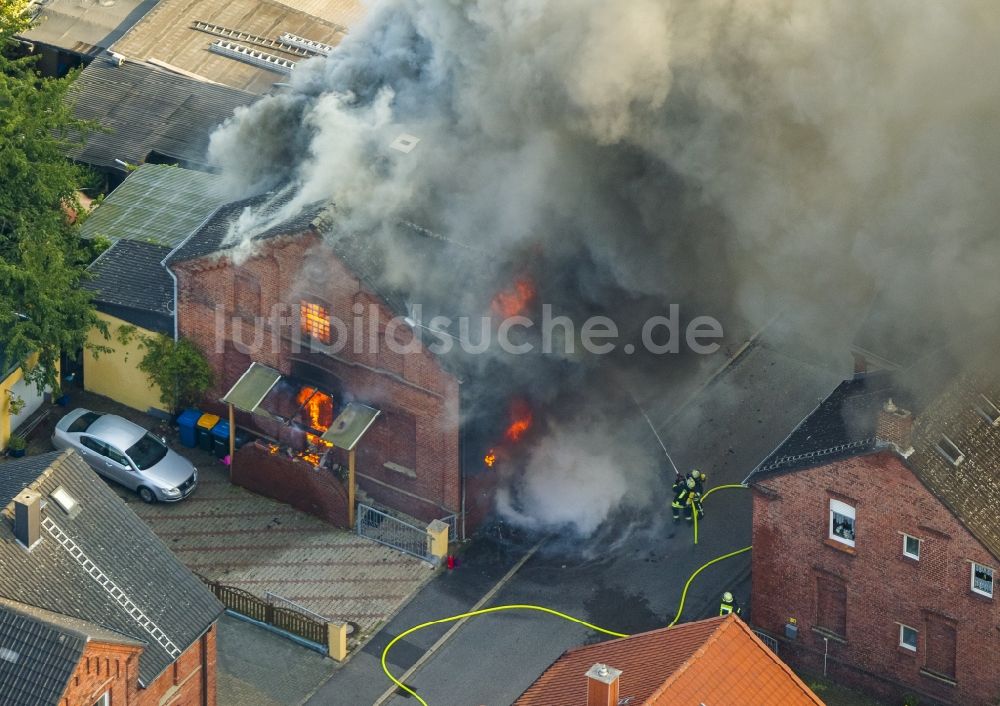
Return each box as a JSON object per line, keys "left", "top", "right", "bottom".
{"left": 137, "top": 486, "right": 157, "bottom": 503}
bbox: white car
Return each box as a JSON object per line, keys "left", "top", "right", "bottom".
{"left": 52, "top": 409, "right": 197, "bottom": 502}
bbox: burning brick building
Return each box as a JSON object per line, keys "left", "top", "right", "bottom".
{"left": 747, "top": 367, "right": 1000, "bottom": 705}
{"left": 168, "top": 194, "right": 487, "bottom": 530}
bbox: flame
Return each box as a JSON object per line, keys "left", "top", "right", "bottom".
{"left": 296, "top": 387, "right": 335, "bottom": 464}
{"left": 491, "top": 277, "right": 536, "bottom": 318}
{"left": 504, "top": 400, "right": 533, "bottom": 442}
{"left": 484, "top": 450, "right": 497, "bottom": 468}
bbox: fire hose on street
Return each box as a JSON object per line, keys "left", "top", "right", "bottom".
{"left": 380, "top": 484, "right": 752, "bottom": 706}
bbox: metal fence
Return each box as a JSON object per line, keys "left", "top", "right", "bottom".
{"left": 439, "top": 514, "right": 458, "bottom": 541}
{"left": 199, "top": 576, "right": 329, "bottom": 648}
{"left": 356, "top": 503, "right": 431, "bottom": 561}
{"left": 753, "top": 629, "right": 779, "bottom": 655}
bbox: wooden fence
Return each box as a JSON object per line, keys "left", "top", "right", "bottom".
{"left": 198, "top": 576, "right": 329, "bottom": 648}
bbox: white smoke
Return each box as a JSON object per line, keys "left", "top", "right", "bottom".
{"left": 208, "top": 0, "right": 1000, "bottom": 535}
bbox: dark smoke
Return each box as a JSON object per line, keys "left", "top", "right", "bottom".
{"left": 208, "top": 0, "right": 1000, "bottom": 535}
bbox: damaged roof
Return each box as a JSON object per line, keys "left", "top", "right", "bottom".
{"left": 515, "top": 615, "right": 822, "bottom": 706}
{"left": 67, "top": 60, "right": 256, "bottom": 172}
{"left": 0, "top": 451, "right": 223, "bottom": 687}
{"left": 0, "top": 599, "right": 142, "bottom": 706}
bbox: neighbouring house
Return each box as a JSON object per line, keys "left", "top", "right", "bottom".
{"left": 167, "top": 195, "right": 467, "bottom": 530}
{"left": 109, "top": 0, "right": 366, "bottom": 94}
{"left": 80, "top": 164, "right": 231, "bottom": 415}
{"left": 515, "top": 614, "right": 824, "bottom": 706}
{"left": 66, "top": 59, "right": 256, "bottom": 185}
{"left": 0, "top": 450, "right": 223, "bottom": 704}
{"left": 747, "top": 366, "right": 1000, "bottom": 705}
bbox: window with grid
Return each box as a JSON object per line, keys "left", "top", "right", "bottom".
{"left": 300, "top": 300, "right": 332, "bottom": 345}
{"left": 972, "top": 562, "right": 994, "bottom": 598}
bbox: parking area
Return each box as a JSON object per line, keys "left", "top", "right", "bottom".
{"left": 24, "top": 390, "right": 435, "bottom": 642}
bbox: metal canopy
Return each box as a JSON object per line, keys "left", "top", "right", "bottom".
{"left": 320, "top": 403, "right": 381, "bottom": 451}
{"left": 221, "top": 363, "right": 282, "bottom": 413}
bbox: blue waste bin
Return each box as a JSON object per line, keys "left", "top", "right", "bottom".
{"left": 177, "top": 409, "right": 201, "bottom": 448}
{"left": 211, "top": 420, "right": 230, "bottom": 459}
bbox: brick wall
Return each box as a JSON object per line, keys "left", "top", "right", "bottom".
{"left": 174, "top": 232, "right": 462, "bottom": 523}
{"left": 135, "top": 624, "right": 217, "bottom": 706}
{"left": 233, "top": 442, "right": 351, "bottom": 527}
{"left": 751, "top": 451, "right": 1000, "bottom": 705}
{"left": 60, "top": 641, "right": 142, "bottom": 706}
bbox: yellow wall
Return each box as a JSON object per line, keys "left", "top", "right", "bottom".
{"left": 1, "top": 352, "right": 49, "bottom": 449}
{"left": 84, "top": 313, "right": 167, "bottom": 414}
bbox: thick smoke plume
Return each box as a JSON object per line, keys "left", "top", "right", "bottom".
{"left": 209, "top": 0, "right": 1000, "bottom": 535}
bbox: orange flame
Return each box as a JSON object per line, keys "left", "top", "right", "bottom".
{"left": 491, "top": 277, "right": 536, "bottom": 318}
{"left": 484, "top": 450, "right": 497, "bottom": 468}
{"left": 505, "top": 400, "right": 533, "bottom": 442}
{"left": 296, "top": 387, "right": 335, "bottom": 458}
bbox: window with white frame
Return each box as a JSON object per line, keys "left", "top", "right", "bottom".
{"left": 972, "top": 563, "right": 994, "bottom": 598}
{"left": 829, "top": 499, "right": 856, "bottom": 547}
{"left": 903, "top": 534, "right": 921, "bottom": 560}
{"left": 93, "top": 693, "right": 109, "bottom": 706}
{"left": 899, "top": 624, "right": 918, "bottom": 651}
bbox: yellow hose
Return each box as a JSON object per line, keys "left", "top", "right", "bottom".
{"left": 380, "top": 483, "right": 753, "bottom": 704}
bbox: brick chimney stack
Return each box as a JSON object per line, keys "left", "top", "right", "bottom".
{"left": 585, "top": 663, "right": 621, "bottom": 706}
{"left": 876, "top": 398, "right": 914, "bottom": 457}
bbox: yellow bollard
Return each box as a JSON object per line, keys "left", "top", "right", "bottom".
{"left": 327, "top": 621, "right": 348, "bottom": 661}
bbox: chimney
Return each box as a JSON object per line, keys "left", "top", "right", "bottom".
{"left": 585, "top": 663, "right": 621, "bottom": 706}
{"left": 13, "top": 489, "right": 41, "bottom": 549}
{"left": 876, "top": 398, "right": 914, "bottom": 457}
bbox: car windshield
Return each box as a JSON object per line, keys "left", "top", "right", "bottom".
{"left": 126, "top": 433, "right": 168, "bottom": 471}
{"left": 68, "top": 412, "right": 102, "bottom": 434}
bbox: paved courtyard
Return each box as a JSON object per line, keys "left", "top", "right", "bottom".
{"left": 32, "top": 391, "right": 435, "bottom": 642}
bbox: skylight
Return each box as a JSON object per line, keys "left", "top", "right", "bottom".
{"left": 936, "top": 436, "right": 965, "bottom": 466}
{"left": 0, "top": 648, "right": 19, "bottom": 664}
{"left": 50, "top": 486, "right": 78, "bottom": 515}
{"left": 977, "top": 395, "right": 1000, "bottom": 426}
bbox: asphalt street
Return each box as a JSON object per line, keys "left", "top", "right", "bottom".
{"left": 310, "top": 326, "right": 846, "bottom": 706}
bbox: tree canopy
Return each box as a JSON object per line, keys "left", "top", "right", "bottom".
{"left": 0, "top": 1, "right": 105, "bottom": 391}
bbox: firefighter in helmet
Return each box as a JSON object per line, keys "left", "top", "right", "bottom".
{"left": 671, "top": 471, "right": 688, "bottom": 522}
{"left": 682, "top": 477, "right": 704, "bottom": 523}
{"left": 688, "top": 468, "right": 706, "bottom": 494}
{"left": 720, "top": 591, "right": 742, "bottom": 617}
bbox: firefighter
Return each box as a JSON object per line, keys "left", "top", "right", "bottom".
{"left": 682, "top": 477, "right": 705, "bottom": 523}
{"left": 671, "top": 472, "right": 688, "bottom": 522}
{"left": 720, "top": 591, "right": 742, "bottom": 617}
{"left": 687, "top": 468, "right": 706, "bottom": 494}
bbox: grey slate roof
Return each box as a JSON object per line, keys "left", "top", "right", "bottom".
{"left": 83, "top": 240, "right": 174, "bottom": 333}
{"left": 67, "top": 60, "right": 255, "bottom": 172}
{"left": 0, "top": 598, "right": 143, "bottom": 706}
{"left": 0, "top": 453, "right": 62, "bottom": 508}
{"left": 79, "top": 164, "right": 232, "bottom": 249}
{"left": 0, "top": 451, "right": 223, "bottom": 687}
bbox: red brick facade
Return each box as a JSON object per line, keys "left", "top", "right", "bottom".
{"left": 173, "top": 232, "right": 462, "bottom": 524}
{"left": 752, "top": 451, "right": 1000, "bottom": 705}
{"left": 59, "top": 625, "right": 217, "bottom": 705}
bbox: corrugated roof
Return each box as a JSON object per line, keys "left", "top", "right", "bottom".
{"left": 79, "top": 164, "right": 230, "bottom": 248}
{"left": 21, "top": 0, "right": 158, "bottom": 56}
{"left": 67, "top": 60, "right": 256, "bottom": 172}
{"left": 0, "top": 451, "right": 224, "bottom": 686}
{"left": 110, "top": 0, "right": 360, "bottom": 93}
{"left": 515, "top": 615, "right": 823, "bottom": 706}
{"left": 83, "top": 240, "right": 174, "bottom": 327}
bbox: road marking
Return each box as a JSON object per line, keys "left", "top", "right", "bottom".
{"left": 371, "top": 538, "right": 546, "bottom": 706}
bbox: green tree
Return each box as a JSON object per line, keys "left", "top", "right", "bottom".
{"left": 138, "top": 335, "right": 214, "bottom": 414}
{"left": 0, "top": 0, "right": 105, "bottom": 392}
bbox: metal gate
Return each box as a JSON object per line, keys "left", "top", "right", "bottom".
{"left": 356, "top": 503, "right": 431, "bottom": 561}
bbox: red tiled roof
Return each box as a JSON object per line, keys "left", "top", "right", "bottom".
{"left": 514, "top": 615, "right": 824, "bottom": 706}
